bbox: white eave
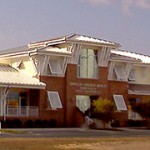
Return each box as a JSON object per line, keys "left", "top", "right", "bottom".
{"left": 29, "top": 34, "right": 120, "bottom": 48}
{"left": 37, "top": 47, "right": 72, "bottom": 56}
{"left": 66, "top": 34, "right": 120, "bottom": 47}
{"left": 0, "top": 34, "right": 120, "bottom": 59}
{"left": 111, "top": 50, "right": 150, "bottom": 64}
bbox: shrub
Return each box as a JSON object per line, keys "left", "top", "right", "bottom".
{"left": 132, "top": 98, "right": 150, "bottom": 119}
{"left": 34, "top": 119, "right": 43, "bottom": 128}
{"left": 92, "top": 97, "right": 115, "bottom": 123}
{"left": 49, "top": 119, "right": 57, "bottom": 127}
{"left": 24, "top": 120, "right": 34, "bottom": 128}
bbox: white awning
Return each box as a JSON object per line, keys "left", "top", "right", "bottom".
{"left": 113, "top": 95, "right": 127, "bottom": 111}
{"left": 47, "top": 91, "right": 62, "bottom": 109}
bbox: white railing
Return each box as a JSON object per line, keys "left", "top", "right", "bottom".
{"left": 6, "top": 105, "right": 38, "bottom": 117}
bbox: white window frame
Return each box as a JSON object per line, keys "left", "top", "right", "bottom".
{"left": 114, "top": 65, "right": 127, "bottom": 81}
{"left": 78, "top": 49, "right": 98, "bottom": 79}
{"left": 48, "top": 59, "right": 62, "bottom": 75}
{"left": 113, "top": 95, "right": 127, "bottom": 111}
{"left": 128, "top": 68, "right": 136, "bottom": 81}
{"left": 47, "top": 91, "right": 62, "bottom": 109}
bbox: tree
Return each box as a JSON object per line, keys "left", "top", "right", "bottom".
{"left": 92, "top": 97, "right": 115, "bottom": 123}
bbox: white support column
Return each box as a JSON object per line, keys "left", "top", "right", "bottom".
{"left": 36, "top": 55, "right": 41, "bottom": 76}
{"left": 67, "top": 43, "right": 76, "bottom": 52}
{"left": 62, "top": 57, "right": 68, "bottom": 76}
{"left": 41, "top": 55, "right": 49, "bottom": 75}
{"left": 126, "top": 63, "right": 132, "bottom": 78}
{"left": 104, "top": 47, "right": 111, "bottom": 66}
{"left": 98, "top": 47, "right": 111, "bottom": 67}
{"left": 69, "top": 43, "right": 82, "bottom": 64}
{"left": 29, "top": 56, "right": 38, "bottom": 76}
{"left": 108, "top": 61, "right": 115, "bottom": 79}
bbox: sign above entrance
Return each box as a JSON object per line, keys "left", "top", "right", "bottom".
{"left": 69, "top": 82, "right": 107, "bottom": 95}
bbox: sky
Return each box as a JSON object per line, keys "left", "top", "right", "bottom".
{"left": 0, "top": 0, "right": 150, "bottom": 55}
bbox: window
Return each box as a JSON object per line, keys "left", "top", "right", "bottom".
{"left": 6, "top": 91, "right": 19, "bottom": 107}
{"left": 76, "top": 95, "right": 90, "bottom": 113}
{"left": 47, "top": 91, "right": 62, "bottom": 109}
{"left": 114, "top": 65, "right": 126, "bottom": 81}
{"left": 128, "top": 68, "right": 136, "bottom": 81}
{"left": 48, "top": 57, "right": 68, "bottom": 76}
{"left": 113, "top": 95, "right": 127, "bottom": 111}
{"left": 78, "top": 49, "right": 98, "bottom": 79}
{"left": 49, "top": 59, "right": 62, "bottom": 75}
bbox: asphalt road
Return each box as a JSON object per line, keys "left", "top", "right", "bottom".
{"left": 1, "top": 128, "right": 150, "bottom": 138}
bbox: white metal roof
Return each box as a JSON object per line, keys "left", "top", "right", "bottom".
{"left": 111, "top": 50, "right": 150, "bottom": 64}
{"left": 0, "top": 34, "right": 120, "bottom": 58}
{"left": 0, "top": 64, "right": 46, "bottom": 89}
{"left": 29, "top": 33, "right": 120, "bottom": 48}
{"left": 67, "top": 34, "right": 120, "bottom": 47}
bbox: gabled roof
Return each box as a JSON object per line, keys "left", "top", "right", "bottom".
{"left": 111, "top": 49, "right": 150, "bottom": 64}
{"left": 0, "top": 34, "right": 120, "bottom": 57}
{"left": 0, "top": 34, "right": 120, "bottom": 58}
{"left": 28, "top": 33, "right": 120, "bottom": 48}
{"left": 0, "top": 64, "right": 46, "bottom": 89}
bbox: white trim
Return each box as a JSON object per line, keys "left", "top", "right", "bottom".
{"left": 49, "top": 59, "right": 62, "bottom": 75}
{"left": 98, "top": 47, "right": 111, "bottom": 67}
{"left": 114, "top": 65, "right": 127, "bottom": 81}
{"left": 41, "top": 55, "right": 49, "bottom": 75}
{"left": 128, "top": 89, "right": 150, "bottom": 95}
{"left": 69, "top": 43, "right": 82, "bottom": 64}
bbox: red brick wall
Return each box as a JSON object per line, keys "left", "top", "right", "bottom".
{"left": 38, "top": 64, "right": 110, "bottom": 127}
{"left": 39, "top": 76, "right": 66, "bottom": 126}
{"left": 65, "top": 64, "right": 109, "bottom": 126}
{"left": 108, "top": 81, "right": 129, "bottom": 124}
{"left": 38, "top": 65, "right": 130, "bottom": 127}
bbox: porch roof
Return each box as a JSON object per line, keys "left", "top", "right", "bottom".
{"left": 111, "top": 49, "right": 150, "bottom": 64}
{"left": 0, "top": 64, "right": 46, "bottom": 89}
{"left": 128, "top": 84, "right": 150, "bottom": 95}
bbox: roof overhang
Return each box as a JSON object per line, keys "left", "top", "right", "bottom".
{"left": 0, "top": 83, "right": 46, "bottom": 89}
{"left": 0, "top": 64, "right": 46, "bottom": 89}
{"left": 128, "top": 84, "right": 150, "bottom": 95}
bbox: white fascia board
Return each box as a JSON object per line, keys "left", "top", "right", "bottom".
{"left": 37, "top": 51, "right": 72, "bottom": 57}
{"left": 0, "top": 84, "right": 46, "bottom": 89}
{"left": 109, "top": 59, "right": 142, "bottom": 64}
{"left": 128, "top": 89, "right": 150, "bottom": 95}
{"left": 0, "top": 49, "right": 37, "bottom": 59}
{"left": 66, "top": 40, "right": 119, "bottom": 48}
{"left": 28, "top": 37, "right": 66, "bottom": 48}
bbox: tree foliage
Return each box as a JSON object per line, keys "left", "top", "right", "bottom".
{"left": 92, "top": 97, "right": 115, "bottom": 122}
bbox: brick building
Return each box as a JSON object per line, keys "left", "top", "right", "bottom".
{"left": 0, "top": 34, "right": 150, "bottom": 127}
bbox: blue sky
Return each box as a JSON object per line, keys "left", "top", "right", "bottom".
{"left": 0, "top": 0, "right": 150, "bottom": 55}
